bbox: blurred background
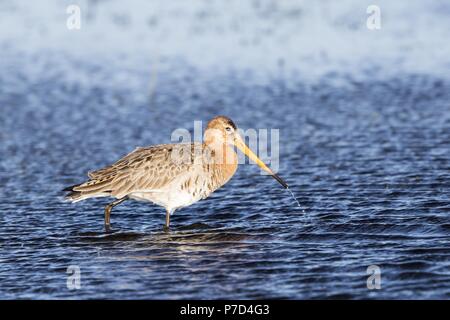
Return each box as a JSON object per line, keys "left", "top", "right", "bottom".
{"left": 0, "top": 0, "right": 449, "bottom": 299}
{"left": 1, "top": 0, "right": 450, "bottom": 79}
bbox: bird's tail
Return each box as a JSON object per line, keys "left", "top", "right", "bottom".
{"left": 63, "top": 180, "right": 112, "bottom": 203}
{"left": 63, "top": 184, "right": 85, "bottom": 202}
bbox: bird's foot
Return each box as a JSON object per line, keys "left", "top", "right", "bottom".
{"left": 163, "top": 225, "right": 170, "bottom": 233}
{"left": 105, "top": 223, "right": 113, "bottom": 233}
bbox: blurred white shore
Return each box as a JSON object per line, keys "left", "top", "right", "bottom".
{"left": 0, "top": 0, "right": 449, "bottom": 80}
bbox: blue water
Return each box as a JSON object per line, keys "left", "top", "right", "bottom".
{"left": 1, "top": 0, "right": 449, "bottom": 299}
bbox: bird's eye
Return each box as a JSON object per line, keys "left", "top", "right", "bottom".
{"left": 225, "top": 127, "right": 232, "bottom": 132}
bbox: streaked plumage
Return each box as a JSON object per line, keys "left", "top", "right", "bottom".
{"left": 64, "top": 116, "right": 287, "bottom": 231}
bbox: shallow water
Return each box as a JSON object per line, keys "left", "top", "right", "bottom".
{"left": 1, "top": 1, "right": 450, "bottom": 299}
{"left": 1, "top": 54, "right": 449, "bottom": 299}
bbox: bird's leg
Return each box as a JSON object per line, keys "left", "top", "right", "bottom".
{"left": 104, "top": 196, "right": 128, "bottom": 233}
{"left": 164, "top": 209, "right": 171, "bottom": 232}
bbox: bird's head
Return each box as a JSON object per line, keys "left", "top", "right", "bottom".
{"left": 204, "top": 115, "right": 288, "bottom": 189}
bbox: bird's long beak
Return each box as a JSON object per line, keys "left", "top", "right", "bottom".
{"left": 233, "top": 134, "right": 288, "bottom": 189}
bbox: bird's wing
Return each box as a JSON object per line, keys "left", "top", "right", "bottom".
{"left": 88, "top": 146, "right": 154, "bottom": 179}
{"left": 74, "top": 143, "right": 205, "bottom": 198}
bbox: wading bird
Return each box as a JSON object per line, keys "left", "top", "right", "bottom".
{"left": 64, "top": 116, "right": 287, "bottom": 231}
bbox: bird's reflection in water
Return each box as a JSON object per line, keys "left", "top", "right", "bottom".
{"left": 73, "top": 222, "right": 266, "bottom": 259}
